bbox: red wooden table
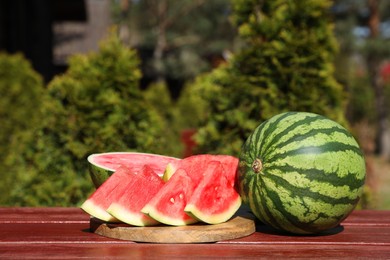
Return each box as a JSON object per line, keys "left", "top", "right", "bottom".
{"left": 1, "top": 207, "right": 389, "bottom": 259}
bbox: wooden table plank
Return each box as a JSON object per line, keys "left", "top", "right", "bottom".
{"left": 0, "top": 223, "right": 112, "bottom": 243}
{"left": 1, "top": 207, "right": 390, "bottom": 259}
{"left": 0, "top": 207, "right": 89, "bottom": 223}
{"left": 1, "top": 207, "right": 388, "bottom": 223}
{"left": 1, "top": 219, "right": 389, "bottom": 246}
{"left": 1, "top": 243, "right": 390, "bottom": 259}
{"left": 224, "top": 225, "right": 390, "bottom": 245}
{"left": 342, "top": 210, "right": 390, "bottom": 226}
{"left": 2, "top": 207, "right": 389, "bottom": 225}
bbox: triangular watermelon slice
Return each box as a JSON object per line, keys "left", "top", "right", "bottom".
{"left": 142, "top": 169, "right": 198, "bottom": 226}
{"left": 185, "top": 161, "right": 242, "bottom": 224}
{"left": 87, "top": 152, "right": 179, "bottom": 188}
{"left": 162, "top": 154, "right": 239, "bottom": 186}
{"left": 107, "top": 165, "right": 165, "bottom": 226}
{"left": 80, "top": 166, "right": 133, "bottom": 222}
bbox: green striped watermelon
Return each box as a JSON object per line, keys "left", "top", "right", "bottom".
{"left": 238, "top": 112, "right": 366, "bottom": 234}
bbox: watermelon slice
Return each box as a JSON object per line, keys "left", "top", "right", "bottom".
{"left": 142, "top": 169, "right": 198, "bottom": 226}
{"left": 87, "top": 152, "right": 179, "bottom": 188}
{"left": 107, "top": 165, "right": 165, "bottom": 226}
{"left": 162, "top": 154, "right": 239, "bottom": 186}
{"left": 80, "top": 166, "right": 134, "bottom": 222}
{"left": 185, "top": 161, "right": 242, "bottom": 224}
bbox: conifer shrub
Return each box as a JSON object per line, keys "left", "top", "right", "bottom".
{"left": 180, "top": 0, "right": 347, "bottom": 155}
{"left": 144, "top": 81, "right": 183, "bottom": 157}
{"left": 0, "top": 53, "right": 45, "bottom": 205}
{"left": 9, "top": 32, "right": 173, "bottom": 206}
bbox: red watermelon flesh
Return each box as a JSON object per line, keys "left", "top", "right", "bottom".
{"left": 163, "top": 154, "right": 239, "bottom": 186}
{"left": 88, "top": 152, "right": 179, "bottom": 175}
{"left": 141, "top": 169, "right": 198, "bottom": 226}
{"left": 185, "top": 161, "right": 242, "bottom": 224}
{"left": 88, "top": 152, "right": 180, "bottom": 188}
{"left": 107, "top": 165, "right": 165, "bottom": 226}
{"left": 80, "top": 166, "right": 134, "bottom": 222}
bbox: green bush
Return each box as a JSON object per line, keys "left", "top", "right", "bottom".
{"left": 0, "top": 53, "right": 45, "bottom": 205}
{"left": 144, "top": 81, "right": 183, "bottom": 157}
{"left": 179, "top": 0, "right": 347, "bottom": 156}
{"left": 8, "top": 32, "right": 174, "bottom": 206}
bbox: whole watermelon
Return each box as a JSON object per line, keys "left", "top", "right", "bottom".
{"left": 237, "top": 112, "right": 366, "bottom": 234}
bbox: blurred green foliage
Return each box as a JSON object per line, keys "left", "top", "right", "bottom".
{"left": 143, "top": 80, "right": 184, "bottom": 156}
{"left": 347, "top": 73, "right": 376, "bottom": 123}
{"left": 2, "top": 32, "right": 178, "bottom": 206}
{"left": 43, "top": 32, "right": 172, "bottom": 157}
{"left": 0, "top": 52, "right": 45, "bottom": 205}
{"left": 179, "top": 0, "right": 347, "bottom": 156}
{"left": 0, "top": 1, "right": 358, "bottom": 207}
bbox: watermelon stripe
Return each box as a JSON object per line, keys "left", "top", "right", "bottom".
{"left": 259, "top": 112, "right": 299, "bottom": 156}
{"left": 260, "top": 116, "right": 334, "bottom": 162}
{"left": 264, "top": 125, "right": 359, "bottom": 162}
{"left": 267, "top": 173, "right": 360, "bottom": 206}
{"left": 271, "top": 126, "right": 356, "bottom": 153}
{"left": 248, "top": 177, "right": 265, "bottom": 220}
{"left": 267, "top": 164, "right": 365, "bottom": 191}
{"left": 269, "top": 112, "right": 318, "bottom": 136}
{"left": 247, "top": 119, "right": 269, "bottom": 162}
{"left": 258, "top": 178, "right": 281, "bottom": 229}
{"left": 263, "top": 114, "right": 321, "bottom": 153}
{"left": 250, "top": 175, "right": 290, "bottom": 232}
{"left": 260, "top": 178, "right": 309, "bottom": 233}
{"left": 261, "top": 178, "right": 350, "bottom": 234}
{"left": 270, "top": 150, "right": 365, "bottom": 180}
{"left": 270, "top": 142, "right": 363, "bottom": 162}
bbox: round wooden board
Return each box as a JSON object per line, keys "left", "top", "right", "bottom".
{"left": 90, "top": 216, "right": 255, "bottom": 243}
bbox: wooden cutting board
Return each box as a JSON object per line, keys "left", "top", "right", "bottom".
{"left": 90, "top": 215, "right": 255, "bottom": 243}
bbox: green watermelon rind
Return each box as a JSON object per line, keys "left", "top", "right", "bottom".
{"left": 107, "top": 203, "right": 160, "bottom": 226}
{"left": 88, "top": 163, "right": 113, "bottom": 189}
{"left": 238, "top": 111, "right": 366, "bottom": 234}
{"left": 81, "top": 199, "right": 119, "bottom": 223}
{"left": 162, "top": 163, "right": 176, "bottom": 182}
{"left": 185, "top": 196, "right": 242, "bottom": 224}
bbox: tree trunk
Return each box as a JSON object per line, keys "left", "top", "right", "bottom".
{"left": 153, "top": 0, "right": 168, "bottom": 82}
{"left": 367, "top": 0, "right": 389, "bottom": 157}
{"left": 119, "top": 0, "right": 130, "bottom": 44}
{"left": 150, "top": 0, "right": 205, "bottom": 83}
